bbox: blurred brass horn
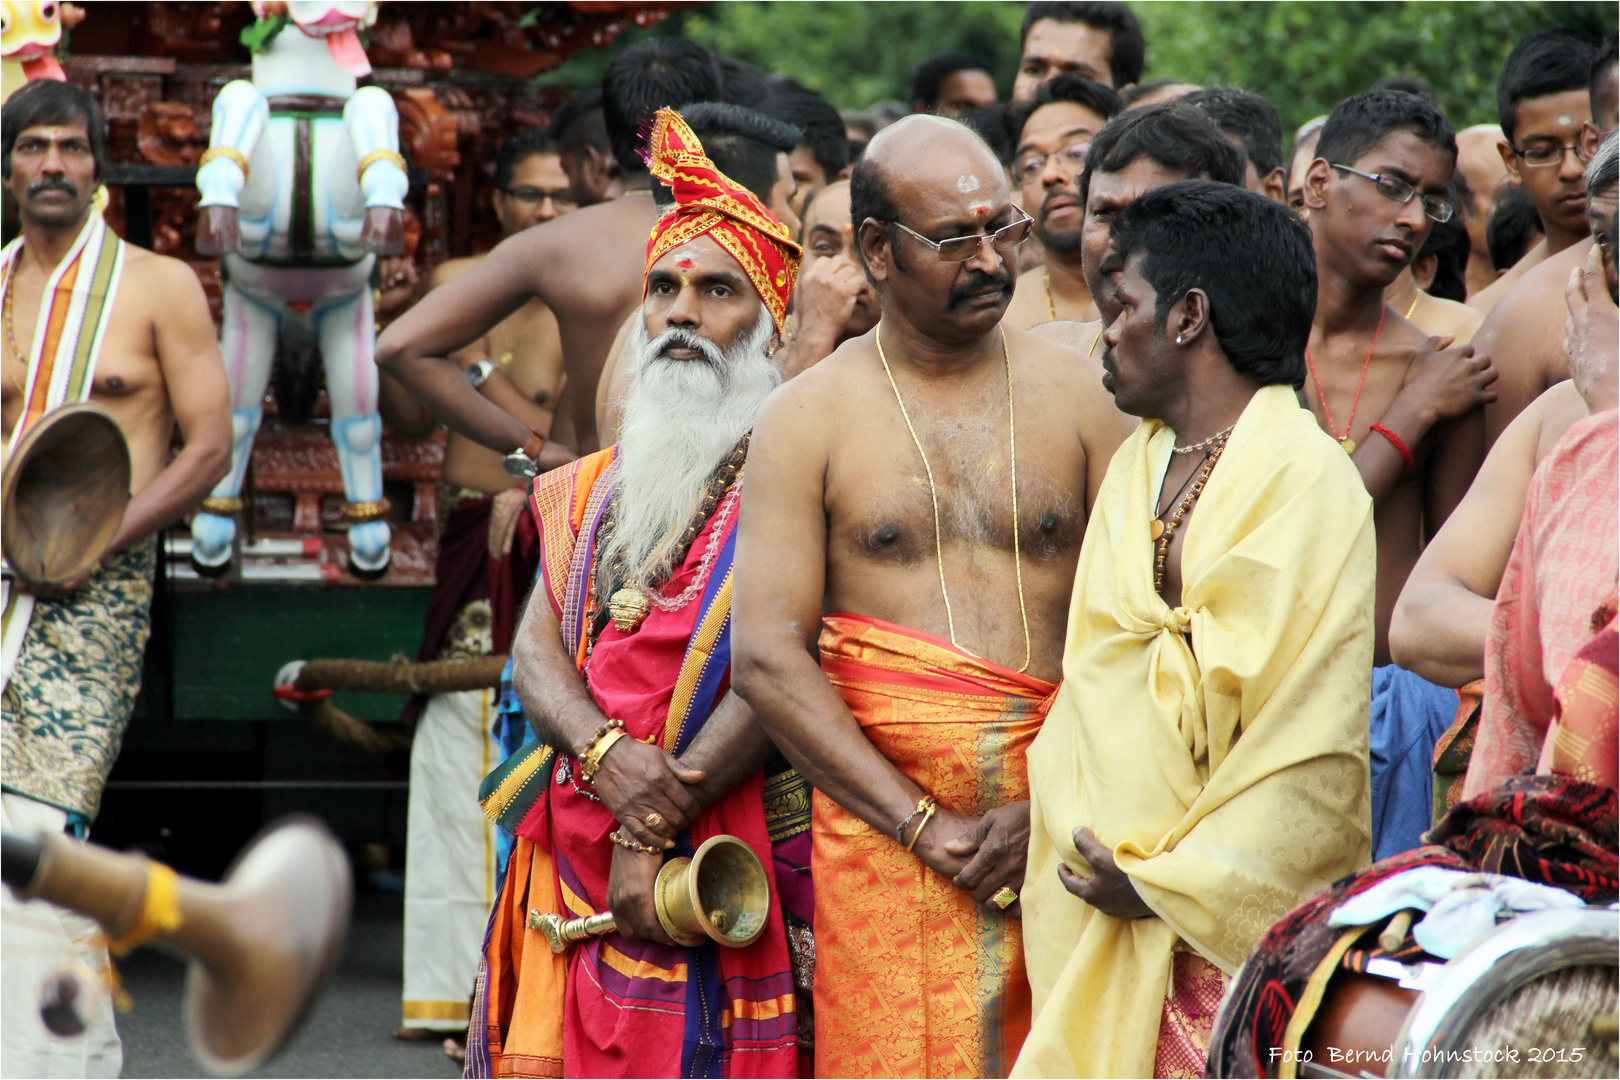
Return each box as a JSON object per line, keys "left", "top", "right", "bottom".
{"left": 530, "top": 833, "right": 770, "bottom": 952}
{"left": 2, "top": 815, "right": 351, "bottom": 1077}
{"left": 1, "top": 402, "right": 131, "bottom": 589}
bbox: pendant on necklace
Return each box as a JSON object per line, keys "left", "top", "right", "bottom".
{"left": 1341, "top": 437, "right": 1357, "bottom": 455}
{"left": 608, "top": 587, "right": 651, "bottom": 633}
{"left": 1150, "top": 519, "right": 1166, "bottom": 541}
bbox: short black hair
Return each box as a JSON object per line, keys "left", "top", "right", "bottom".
{"left": 718, "top": 55, "right": 772, "bottom": 107}
{"left": 1496, "top": 29, "right": 1599, "bottom": 144}
{"left": 908, "top": 51, "right": 993, "bottom": 110}
{"left": 1119, "top": 77, "right": 1189, "bottom": 108}
{"left": 1183, "top": 86, "right": 1284, "bottom": 176}
{"left": 849, "top": 148, "right": 908, "bottom": 278}
{"left": 493, "top": 127, "right": 560, "bottom": 192}
{"left": 959, "top": 103, "right": 1017, "bottom": 166}
{"left": 1416, "top": 211, "right": 1470, "bottom": 303}
{"left": 1592, "top": 34, "right": 1619, "bottom": 118}
{"left": 655, "top": 103, "right": 802, "bottom": 208}
{"left": 2, "top": 78, "right": 106, "bottom": 181}
{"left": 1372, "top": 74, "right": 1438, "bottom": 102}
{"left": 1079, "top": 102, "right": 1247, "bottom": 207}
{"left": 1316, "top": 90, "right": 1456, "bottom": 173}
{"left": 1019, "top": 2, "right": 1145, "bottom": 88}
{"left": 1486, "top": 185, "right": 1543, "bottom": 271}
{"left": 549, "top": 87, "right": 609, "bottom": 158}
{"left": 1012, "top": 73, "right": 1124, "bottom": 142}
{"left": 760, "top": 78, "right": 849, "bottom": 181}
{"left": 602, "top": 38, "right": 723, "bottom": 173}
{"left": 1106, "top": 179, "right": 1316, "bottom": 387}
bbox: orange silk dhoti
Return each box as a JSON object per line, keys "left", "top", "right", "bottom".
{"left": 812, "top": 613, "right": 1054, "bottom": 1079}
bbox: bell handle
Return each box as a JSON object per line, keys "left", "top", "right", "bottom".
{"left": 529, "top": 909, "right": 617, "bottom": 953}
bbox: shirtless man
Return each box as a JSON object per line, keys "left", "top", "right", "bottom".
{"left": 375, "top": 38, "right": 724, "bottom": 461}
{"left": 1, "top": 78, "right": 230, "bottom": 1078}
{"left": 1468, "top": 29, "right": 1598, "bottom": 315}
{"left": 1003, "top": 74, "right": 1121, "bottom": 327}
{"left": 733, "top": 115, "right": 1133, "bottom": 1078}
{"left": 1474, "top": 34, "right": 1616, "bottom": 444}
{"left": 1454, "top": 124, "right": 1511, "bottom": 297}
{"left": 1301, "top": 89, "right": 1499, "bottom": 858}
{"left": 1012, "top": 1, "right": 1144, "bottom": 98}
{"left": 1035, "top": 102, "right": 1245, "bottom": 356}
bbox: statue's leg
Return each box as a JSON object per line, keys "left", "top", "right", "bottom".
{"left": 195, "top": 80, "right": 268, "bottom": 256}
{"left": 319, "top": 276, "right": 391, "bottom": 577}
{"left": 344, "top": 86, "right": 408, "bottom": 254}
{"left": 189, "top": 272, "right": 279, "bottom": 574}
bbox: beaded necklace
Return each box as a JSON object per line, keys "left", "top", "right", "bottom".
{"left": 1152, "top": 428, "right": 1230, "bottom": 593}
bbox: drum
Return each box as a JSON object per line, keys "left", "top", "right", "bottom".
{"left": 1, "top": 402, "right": 131, "bottom": 589}
{"left": 1297, "top": 908, "right": 1617, "bottom": 1079}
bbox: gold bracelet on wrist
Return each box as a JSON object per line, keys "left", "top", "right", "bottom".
{"left": 200, "top": 145, "right": 251, "bottom": 182}
{"left": 896, "top": 795, "right": 937, "bottom": 848}
{"left": 357, "top": 148, "right": 407, "bottom": 183}
{"left": 579, "top": 721, "right": 627, "bottom": 781}
{"left": 610, "top": 830, "right": 659, "bottom": 855}
{"left": 903, "top": 797, "right": 939, "bottom": 853}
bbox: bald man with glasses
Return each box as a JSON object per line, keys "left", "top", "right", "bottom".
{"left": 732, "top": 115, "right": 1131, "bottom": 1078}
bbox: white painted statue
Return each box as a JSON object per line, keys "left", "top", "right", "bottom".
{"left": 190, "top": 0, "right": 406, "bottom": 577}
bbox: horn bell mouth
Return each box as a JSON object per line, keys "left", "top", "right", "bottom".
{"left": 654, "top": 834, "right": 770, "bottom": 949}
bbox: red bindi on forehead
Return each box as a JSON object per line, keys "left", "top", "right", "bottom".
{"left": 676, "top": 258, "right": 697, "bottom": 269}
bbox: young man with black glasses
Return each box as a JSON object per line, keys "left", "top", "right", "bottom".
{"left": 1469, "top": 29, "right": 1600, "bottom": 315}
{"left": 1300, "top": 89, "right": 1498, "bottom": 863}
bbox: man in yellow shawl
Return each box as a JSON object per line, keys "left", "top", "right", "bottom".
{"left": 1015, "top": 181, "right": 1376, "bottom": 1079}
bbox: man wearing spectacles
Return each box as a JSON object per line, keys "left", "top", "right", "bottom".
{"left": 1301, "top": 89, "right": 1500, "bottom": 861}
{"left": 1469, "top": 29, "right": 1600, "bottom": 316}
{"left": 734, "top": 114, "right": 1133, "bottom": 1078}
{"left": 1003, "top": 74, "right": 1121, "bottom": 328}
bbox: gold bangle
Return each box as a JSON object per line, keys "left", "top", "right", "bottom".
{"left": 610, "top": 830, "right": 660, "bottom": 855}
{"left": 200, "top": 145, "right": 251, "bottom": 182}
{"left": 581, "top": 728, "right": 627, "bottom": 781}
{"left": 357, "top": 148, "right": 407, "bottom": 183}
{"left": 896, "top": 795, "right": 935, "bottom": 846}
{"left": 343, "top": 498, "right": 392, "bottom": 524}
{"left": 200, "top": 495, "right": 244, "bottom": 516}
{"left": 903, "top": 797, "right": 938, "bottom": 853}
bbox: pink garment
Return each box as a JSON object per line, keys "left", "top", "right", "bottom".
{"left": 1465, "top": 409, "right": 1619, "bottom": 799}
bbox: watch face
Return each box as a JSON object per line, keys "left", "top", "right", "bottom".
{"left": 503, "top": 452, "right": 539, "bottom": 480}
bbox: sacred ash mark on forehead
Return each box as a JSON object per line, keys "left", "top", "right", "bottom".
{"left": 957, "top": 173, "right": 982, "bottom": 194}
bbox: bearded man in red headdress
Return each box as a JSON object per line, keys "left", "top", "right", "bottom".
{"left": 465, "top": 108, "right": 807, "bottom": 1080}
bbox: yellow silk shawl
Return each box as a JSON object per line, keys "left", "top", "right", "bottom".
{"left": 1013, "top": 384, "right": 1376, "bottom": 1078}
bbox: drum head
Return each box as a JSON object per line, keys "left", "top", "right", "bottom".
{"left": 1, "top": 403, "right": 131, "bottom": 588}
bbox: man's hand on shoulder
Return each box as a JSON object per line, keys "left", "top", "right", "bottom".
{"left": 1058, "top": 826, "right": 1153, "bottom": 920}
{"left": 591, "top": 737, "right": 706, "bottom": 850}
{"left": 1396, "top": 335, "right": 1499, "bottom": 427}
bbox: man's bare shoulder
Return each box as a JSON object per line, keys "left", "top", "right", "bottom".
{"left": 1475, "top": 239, "right": 1591, "bottom": 352}
{"left": 1003, "top": 271, "right": 1050, "bottom": 329}
{"left": 1468, "top": 236, "right": 1554, "bottom": 312}
{"left": 428, "top": 254, "right": 482, "bottom": 289}
{"left": 1413, "top": 293, "right": 1484, "bottom": 345}
{"left": 117, "top": 246, "right": 207, "bottom": 310}
{"left": 498, "top": 196, "right": 653, "bottom": 311}
{"left": 775, "top": 332, "right": 874, "bottom": 407}
{"left": 1030, "top": 318, "right": 1101, "bottom": 353}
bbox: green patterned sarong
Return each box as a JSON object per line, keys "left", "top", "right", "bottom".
{"left": 1, "top": 536, "right": 157, "bottom": 820}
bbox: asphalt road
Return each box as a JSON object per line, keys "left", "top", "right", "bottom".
{"left": 115, "top": 893, "right": 463, "bottom": 1079}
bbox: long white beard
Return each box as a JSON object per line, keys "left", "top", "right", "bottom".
{"left": 601, "top": 306, "right": 779, "bottom": 589}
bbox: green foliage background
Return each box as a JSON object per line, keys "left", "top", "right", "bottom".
{"left": 546, "top": 1, "right": 1613, "bottom": 134}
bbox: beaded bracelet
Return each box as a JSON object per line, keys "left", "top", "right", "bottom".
{"left": 578, "top": 718, "right": 626, "bottom": 781}
{"left": 610, "top": 830, "right": 660, "bottom": 855}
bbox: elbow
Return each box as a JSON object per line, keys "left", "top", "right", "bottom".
{"left": 374, "top": 324, "right": 409, "bottom": 372}
{"left": 1388, "top": 583, "right": 1430, "bottom": 674}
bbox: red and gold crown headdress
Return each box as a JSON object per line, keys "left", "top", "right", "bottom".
{"left": 642, "top": 108, "right": 802, "bottom": 335}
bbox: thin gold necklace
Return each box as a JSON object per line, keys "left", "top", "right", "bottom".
{"left": 1403, "top": 291, "right": 1419, "bottom": 320}
{"left": 875, "top": 324, "right": 1031, "bottom": 673}
{"left": 3, "top": 277, "right": 26, "bottom": 397}
{"left": 1044, "top": 271, "right": 1056, "bottom": 321}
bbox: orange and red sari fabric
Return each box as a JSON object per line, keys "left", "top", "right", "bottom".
{"left": 812, "top": 613, "right": 1053, "bottom": 1079}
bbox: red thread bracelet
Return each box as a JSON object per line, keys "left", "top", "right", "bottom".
{"left": 1369, "top": 423, "right": 1414, "bottom": 469}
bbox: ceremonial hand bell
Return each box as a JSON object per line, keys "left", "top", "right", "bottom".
{"left": 529, "top": 834, "right": 770, "bottom": 951}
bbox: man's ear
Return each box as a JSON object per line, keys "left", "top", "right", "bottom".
{"left": 1262, "top": 166, "right": 1287, "bottom": 205}
{"left": 1412, "top": 252, "right": 1438, "bottom": 293}
{"left": 1176, "top": 288, "right": 1211, "bottom": 345}
{"left": 857, "top": 219, "right": 891, "bottom": 284}
{"left": 1496, "top": 137, "right": 1523, "bottom": 187}
{"left": 1302, "top": 158, "right": 1333, "bottom": 212}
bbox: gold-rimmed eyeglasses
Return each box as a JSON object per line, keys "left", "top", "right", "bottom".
{"left": 874, "top": 206, "right": 1034, "bottom": 262}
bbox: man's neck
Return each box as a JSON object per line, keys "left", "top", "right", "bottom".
{"left": 1541, "top": 213, "right": 1590, "bottom": 255}
{"left": 877, "top": 312, "right": 1002, "bottom": 378}
{"left": 16, "top": 212, "right": 91, "bottom": 275}
{"left": 1384, "top": 267, "right": 1419, "bottom": 318}
{"left": 1159, "top": 356, "right": 1261, "bottom": 446}
{"left": 1044, "top": 251, "right": 1090, "bottom": 309}
{"left": 1313, "top": 243, "right": 1389, "bottom": 338}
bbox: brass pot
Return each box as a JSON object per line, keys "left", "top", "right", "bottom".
{"left": 653, "top": 834, "right": 769, "bottom": 949}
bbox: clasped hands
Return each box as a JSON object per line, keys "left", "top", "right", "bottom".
{"left": 912, "top": 801, "right": 1031, "bottom": 914}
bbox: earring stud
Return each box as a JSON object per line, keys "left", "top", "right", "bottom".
{"left": 1174, "top": 335, "right": 1184, "bottom": 345}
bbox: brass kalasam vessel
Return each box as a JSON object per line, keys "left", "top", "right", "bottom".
{"left": 1, "top": 402, "right": 131, "bottom": 589}
{"left": 531, "top": 833, "right": 769, "bottom": 951}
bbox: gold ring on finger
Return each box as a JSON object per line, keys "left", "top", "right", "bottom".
{"left": 991, "top": 886, "right": 1018, "bottom": 910}
{"left": 644, "top": 811, "right": 664, "bottom": 829}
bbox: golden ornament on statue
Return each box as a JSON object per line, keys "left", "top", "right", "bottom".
{"left": 608, "top": 587, "right": 652, "bottom": 633}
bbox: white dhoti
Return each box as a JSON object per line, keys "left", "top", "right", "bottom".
{"left": 401, "top": 689, "right": 500, "bottom": 1032}
{"left": 0, "top": 793, "right": 123, "bottom": 1079}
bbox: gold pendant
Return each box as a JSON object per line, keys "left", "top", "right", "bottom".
{"left": 608, "top": 587, "right": 651, "bottom": 633}
{"left": 1150, "top": 519, "right": 1166, "bottom": 541}
{"left": 1342, "top": 437, "right": 1357, "bottom": 455}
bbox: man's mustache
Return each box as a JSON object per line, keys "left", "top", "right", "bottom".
{"left": 946, "top": 268, "right": 1013, "bottom": 308}
{"left": 28, "top": 176, "right": 78, "bottom": 198}
{"left": 652, "top": 327, "right": 724, "bottom": 366}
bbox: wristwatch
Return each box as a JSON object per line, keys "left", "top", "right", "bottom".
{"left": 466, "top": 358, "right": 497, "bottom": 390}
{"left": 502, "top": 430, "right": 547, "bottom": 480}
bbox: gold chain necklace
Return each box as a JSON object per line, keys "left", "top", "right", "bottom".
{"left": 875, "top": 325, "right": 1031, "bottom": 673}
{"left": 1043, "top": 271, "right": 1056, "bottom": 322}
{"left": 3, "top": 277, "right": 26, "bottom": 397}
{"left": 1403, "top": 291, "right": 1419, "bottom": 320}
